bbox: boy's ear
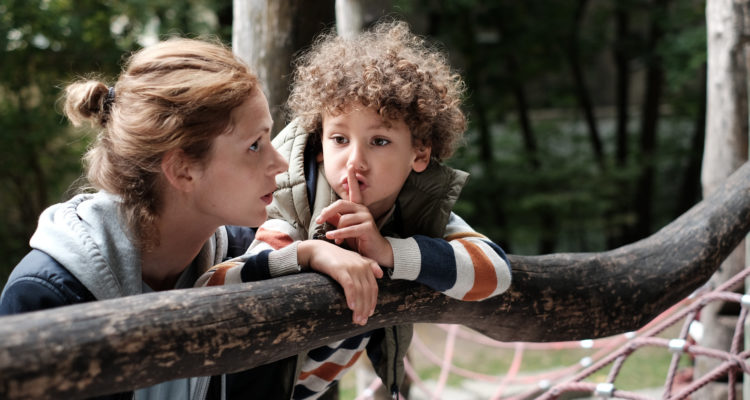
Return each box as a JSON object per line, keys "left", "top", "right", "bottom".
{"left": 162, "top": 149, "right": 196, "bottom": 192}
{"left": 412, "top": 145, "right": 432, "bottom": 173}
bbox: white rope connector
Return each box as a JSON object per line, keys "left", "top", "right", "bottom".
{"left": 580, "top": 356, "right": 593, "bottom": 367}
{"left": 741, "top": 294, "right": 750, "bottom": 308}
{"left": 595, "top": 382, "right": 615, "bottom": 398}
{"left": 538, "top": 379, "right": 551, "bottom": 390}
{"left": 579, "top": 339, "right": 594, "bottom": 349}
{"left": 668, "top": 338, "right": 687, "bottom": 354}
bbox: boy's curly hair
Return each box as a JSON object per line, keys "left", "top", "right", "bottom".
{"left": 287, "top": 20, "right": 466, "bottom": 160}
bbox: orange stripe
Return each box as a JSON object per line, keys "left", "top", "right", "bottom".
{"left": 298, "top": 350, "right": 364, "bottom": 382}
{"left": 458, "top": 239, "right": 497, "bottom": 301}
{"left": 445, "top": 232, "right": 486, "bottom": 241}
{"left": 256, "top": 227, "right": 294, "bottom": 250}
{"left": 205, "top": 262, "right": 239, "bottom": 286}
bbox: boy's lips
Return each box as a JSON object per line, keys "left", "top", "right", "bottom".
{"left": 341, "top": 178, "right": 367, "bottom": 192}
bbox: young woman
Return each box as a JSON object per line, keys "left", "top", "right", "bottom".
{"left": 0, "top": 37, "right": 288, "bottom": 399}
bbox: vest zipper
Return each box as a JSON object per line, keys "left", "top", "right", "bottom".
{"left": 391, "top": 326, "right": 399, "bottom": 399}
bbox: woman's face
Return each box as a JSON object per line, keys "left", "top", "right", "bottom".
{"left": 190, "top": 91, "right": 288, "bottom": 227}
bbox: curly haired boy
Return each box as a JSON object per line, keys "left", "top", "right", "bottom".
{"left": 198, "top": 21, "right": 511, "bottom": 399}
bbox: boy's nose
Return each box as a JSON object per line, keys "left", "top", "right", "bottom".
{"left": 347, "top": 146, "right": 368, "bottom": 171}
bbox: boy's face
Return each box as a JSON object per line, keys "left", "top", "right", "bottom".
{"left": 320, "top": 104, "right": 431, "bottom": 219}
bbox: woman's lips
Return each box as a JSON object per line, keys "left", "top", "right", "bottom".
{"left": 261, "top": 193, "right": 274, "bottom": 205}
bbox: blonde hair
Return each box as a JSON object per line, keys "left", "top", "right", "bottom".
{"left": 287, "top": 20, "right": 466, "bottom": 160}
{"left": 64, "top": 37, "right": 259, "bottom": 249}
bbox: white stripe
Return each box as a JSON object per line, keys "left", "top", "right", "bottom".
{"left": 443, "top": 213, "right": 474, "bottom": 236}
{"left": 295, "top": 376, "right": 336, "bottom": 399}
{"left": 224, "top": 265, "right": 243, "bottom": 284}
{"left": 442, "top": 240, "right": 474, "bottom": 299}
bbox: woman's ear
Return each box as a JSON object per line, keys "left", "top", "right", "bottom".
{"left": 412, "top": 145, "right": 432, "bottom": 173}
{"left": 161, "top": 149, "right": 196, "bottom": 192}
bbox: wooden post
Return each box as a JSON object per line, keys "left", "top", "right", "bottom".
{"left": 233, "top": 0, "right": 298, "bottom": 131}
{"left": 702, "top": 1, "right": 750, "bottom": 398}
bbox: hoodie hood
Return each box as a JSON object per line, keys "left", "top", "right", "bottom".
{"left": 29, "top": 192, "right": 142, "bottom": 300}
{"left": 29, "top": 192, "right": 229, "bottom": 300}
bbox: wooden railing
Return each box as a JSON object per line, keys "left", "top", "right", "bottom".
{"left": 2, "top": 161, "right": 750, "bottom": 400}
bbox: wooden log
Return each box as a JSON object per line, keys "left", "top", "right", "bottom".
{"left": 1, "top": 161, "right": 750, "bottom": 399}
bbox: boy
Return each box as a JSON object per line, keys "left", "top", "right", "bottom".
{"left": 197, "top": 21, "right": 511, "bottom": 399}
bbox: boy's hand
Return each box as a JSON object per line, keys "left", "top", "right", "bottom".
{"left": 298, "top": 240, "right": 382, "bottom": 326}
{"left": 317, "top": 168, "right": 395, "bottom": 268}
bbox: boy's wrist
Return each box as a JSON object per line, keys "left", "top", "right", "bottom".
{"left": 268, "top": 241, "right": 302, "bottom": 277}
{"left": 386, "top": 237, "right": 421, "bottom": 280}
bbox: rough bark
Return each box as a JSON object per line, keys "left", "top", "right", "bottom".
{"left": 1, "top": 160, "right": 750, "bottom": 400}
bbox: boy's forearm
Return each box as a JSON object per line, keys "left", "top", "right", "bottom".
{"left": 386, "top": 232, "right": 511, "bottom": 301}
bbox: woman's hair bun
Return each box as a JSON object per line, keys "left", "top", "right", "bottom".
{"left": 63, "top": 80, "right": 111, "bottom": 127}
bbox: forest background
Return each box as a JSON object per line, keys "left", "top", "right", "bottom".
{"left": 0, "top": 0, "right": 708, "bottom": 288}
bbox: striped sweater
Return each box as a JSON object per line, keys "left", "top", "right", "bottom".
{"left": 198, "top": 211, "right": 511, "bottom": 399}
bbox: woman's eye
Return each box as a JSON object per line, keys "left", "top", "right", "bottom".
{"left": 249, "top": 140, "right": 260, "bottom": 152}
{"left": 373, "top": 138, "right": 390, "bottom": 146}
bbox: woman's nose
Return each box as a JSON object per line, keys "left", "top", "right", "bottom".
{"left": 270, "top": 147, "right": 288, "bottom": 175}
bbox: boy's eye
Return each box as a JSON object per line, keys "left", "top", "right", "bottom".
{"left": 332, "top": 136, "right": 349, "bottom": 145}
{"left": 248, "top": 140, "right": 260, "bottom": 152}
{"left": 372, "top": 138, "right": 390, "bottom": 146}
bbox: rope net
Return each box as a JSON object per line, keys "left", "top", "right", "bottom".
{"left": 353, "top": 266, "right": 750, "bottom": 400}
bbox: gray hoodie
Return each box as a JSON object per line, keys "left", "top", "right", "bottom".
{"left": 28, "top": 191, "right": 229, "bottom": 400}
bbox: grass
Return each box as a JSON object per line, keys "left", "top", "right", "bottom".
{"left": 337, "top": 323, "right": 692, "bottom": 399}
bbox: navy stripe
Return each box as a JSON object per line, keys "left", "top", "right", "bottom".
{"left": 414, "top": 235, "right": 457, "bottom": 292}
{"left": 292, "top": 383, "right": 321, "bottom": 399}
{"left": 240, "top": 250, "right": 272, "bottom": 282}
{"left": 306, "top": 332, "right": 372, "bottom": 362}
{"left": 485, "top": 240, "right": 511, "bottom": 272}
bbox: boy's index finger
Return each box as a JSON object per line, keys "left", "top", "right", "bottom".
{"left": 347, "top": 166, "right": 362, "bottom": 204}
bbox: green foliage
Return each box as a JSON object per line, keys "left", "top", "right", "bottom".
{"left": 0, "top": 0, "right": 230, "bottom": 286}
{"left": 396, "top": 0, "right": 707, "bottom": 254}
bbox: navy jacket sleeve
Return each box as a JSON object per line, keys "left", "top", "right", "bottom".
{"left": 224, "top": 225, "right": 256, "bottom": 259}
{"left": 0, "top": 250, "right": 95, "bottom": 316}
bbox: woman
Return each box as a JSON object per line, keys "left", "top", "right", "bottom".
{"left": 0, "top": 37, "right": 288, "bottom": 399}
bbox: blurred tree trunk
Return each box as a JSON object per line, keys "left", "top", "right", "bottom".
{"left": 613, "top": 2, "right": 631, "bottom": 167}
{"left": 335, "top": 0, "right": 363, "bottom": 38}
{"left": 697, "top": 1, "right": 750, "bottom": 399}
{"left": 608, "top": 1, "right": 633, "bottom": 249}
{"left": 458, "top": 10, "right": 514, "bottom": 252}
{"left": 566, "top": 0, "right": 605, "bottom": 169}
{"left": 675, "top": 63, "right": 706, "bottom": 217}
{"left": 233, "top": 0, "right": 334, "bottom": 134}
{"left": 629, "top": 0, "right": 668, "bottom": 243}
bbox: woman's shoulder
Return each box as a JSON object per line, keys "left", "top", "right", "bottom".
{"left": 0, "top": 250, "right": 95, "bottom": 315}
